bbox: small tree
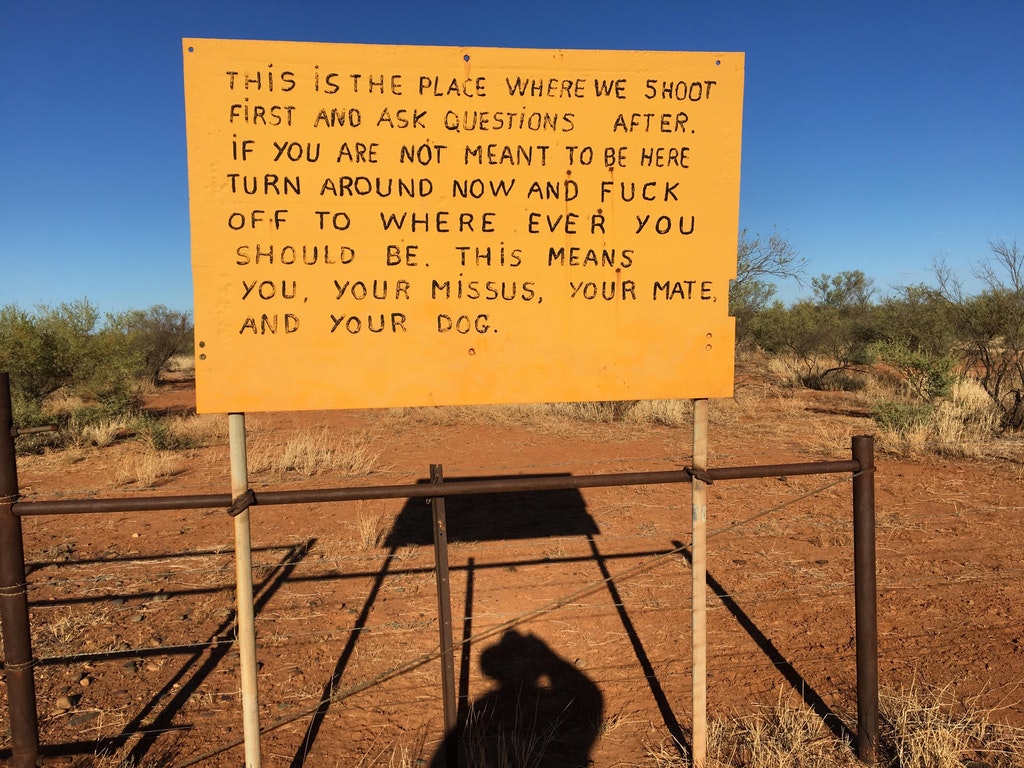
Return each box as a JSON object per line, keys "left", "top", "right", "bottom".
{"left": 750, "top": 270, "right": 882, "bottom": 389}
{"left": 731, "top": 229, "right": 805, "bottom": 344}
{"left": 0, "top": 300, "right": 103, "bottom": 403}
{"left": 750, "top": 299, "right": 835, "bottom": 386}
{"left": 811, "top": 270, "right": 875, "bottom": 310}
{"left": 875, "top": 284, "right": 956, "bottom": 359}
{"left": 104, "top": 305, "right": 193, "bottom": 384}
{"left": 812, "top": 270, "right": 880, "bottom": 368}
{"left": 871, "top": 284, "right": 956, "bottom": 402}
{"left": 937, "top": 239, "right": 1024, "bottom": 429}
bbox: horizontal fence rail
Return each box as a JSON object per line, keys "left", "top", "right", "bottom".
{"left": 10, "top": 461, "right": 862, "bottom": 517}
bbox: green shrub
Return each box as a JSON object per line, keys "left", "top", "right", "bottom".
{"left": 870, "top": 401, "right": 935, "bottom": 433}
{"left": 0, "top": 300, "right": 103, "bottom": 403}
{"left": 9, "top": 390, "right": 60, "bottom": 454}
{"left": 138, "top": 415, "right": 201, "bottom": 451}
{"left": 870, "top": 340, "right": 954, "bottom": 402}
{"left": 103, "top": 305, "right": 193, "bottom": 384}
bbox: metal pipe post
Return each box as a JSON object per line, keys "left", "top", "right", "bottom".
{"left": 852, "top": 435, "right": 878, "bottom": 765}
{"left": 430, "top": 464, "right": 457, "bottom": 765}
{"left": 0, "top": 373, "right": 40, "bottom": 768}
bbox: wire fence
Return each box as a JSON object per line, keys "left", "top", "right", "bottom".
{"left": 1, "top": 403, "right": 888, "bottom": 768}
{"left": 5, "top": 380, "right": 1020, "bottom": 767}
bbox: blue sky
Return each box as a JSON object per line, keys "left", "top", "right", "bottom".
{"left": 2, "top": 0, "right": 1021, "bottom": 315}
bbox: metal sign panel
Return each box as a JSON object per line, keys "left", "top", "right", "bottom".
{"left": 183, "top": 39, "right": 743, "bottom": 412}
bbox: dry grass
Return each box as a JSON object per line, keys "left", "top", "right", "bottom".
{"left": 79, "top": 418, "right": 129, "bottom": 448}
{"left": 391, "top": 399, "right": 694, "bottom": 434}
{"left": 32, "top": 683, "right": 1024, "bottom": 768}
{"left": 35, "top": 608, "right": 96, "bottom": 647}
{"left": 879, "top": 681, "right": 1024, "bottom": 768}
{"left": 931, "top": 379, "right": 1002, "bottom": 453}
{"left": 642, "top": 684, "right": 1024, "bottom": 768}
{"left": 114, "top": 445, "right": 182, "bottom": 487}
{"left": 42, "top": 388, "right": 91, "bottom": 417}
{"left": 163, "top": 353, "right": 195, "bottom": 374}
{"left": 160, "top": 412, "right": 228, "bottom": 446}
{"left": 357, "top": 510, "right": 387, "bottom": 550}
{"left": 613, "top": 399, "right": 693, "bottom": 427}
{"left": 249, "top": 427, "right": 382, "bottom": 478}
{"left": 760, "top": 352, "right": 846, "bottom": 390}
{"left": 454, "top": 695, "right": 568, "bottom": 768}
{"left": 703, "top": 694, "right": 858, "bottom": 768}
{"left": 66, "top": 739, "right": 183, "bottom": 768}
{"left": 872, "top": 378, "right": 1004, "bottom": 459}
{"left": 734, "top": 356, "right": 1017, "bottom": 462}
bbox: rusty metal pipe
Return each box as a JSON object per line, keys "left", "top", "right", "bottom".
{"left": 0, "top": 373, "right": 40, "bottom": 768}
{"left": 707, "top": 459, "right": 860, "bottom": 481}
{"left": 430, "top": 465, "right": 458, "bottom": 765}
{"left": 12, "top": 461, "right": 863, "bottom": 517}
{"left": 852, "top": 435, "right": 878, "bottom": 765}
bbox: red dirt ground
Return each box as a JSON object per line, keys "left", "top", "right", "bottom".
{"left": 3, "top": 378, "right": 1022, "bottom": 766}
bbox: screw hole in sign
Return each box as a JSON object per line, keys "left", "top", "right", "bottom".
{"left": 464, "top": 54, "right": 470, "bottom": 62}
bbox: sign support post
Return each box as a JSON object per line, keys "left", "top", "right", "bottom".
{"left": 229, "top": 412, "right": 262, "bottom": 768}
{"left": 691, "top": 398, "right": 708, "bottom": 767}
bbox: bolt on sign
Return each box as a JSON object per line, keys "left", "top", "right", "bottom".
{"left": 183, "top": 39, "right": 743, "bottom": 413}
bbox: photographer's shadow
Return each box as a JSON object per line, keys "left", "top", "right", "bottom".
{"left": 431, "top": 630, "right": 603, "bottom": 768}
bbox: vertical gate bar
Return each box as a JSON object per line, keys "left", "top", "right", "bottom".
{"left": 0, "top": 373, "right": 39, "bottom": 768}
{"left": 852, "top": 435, "right": 878, "bottom": 765}
{"left": 690, "top": 398, "right": 709, "bottom": 768}
{"left": 430, "top": 464, "right": 458, "bottom": 765}
{"left": 229, "top": 413, "right": 262, "bottom": 768}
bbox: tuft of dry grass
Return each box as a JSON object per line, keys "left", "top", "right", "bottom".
{"left": 161, "top": 412, "right": 229, "bottom": 446}
{"left": 643, "top": 684, "right": 1024, "bottom": 768}
{"left": 249, "top": 427, "right": 382, "bottom": 478}
{"left": 43, "top": 388, "right": 89, "bottom": 416}
{"left": 36, "top": 608, "right": 95, "bottom": 647}
{"left": 879, "top": 681, "right": 1024, "bottom": 768}
{"left": 620, "top": 399, "right": 694, "bottom": 427}
{"left": 68, "top": 737, "right": 184, "bottom": 768}
{"left": 455, "top": 696, "right": 567, "bottom": 768}
{"left": 357, "top": 510, "right": 387, "bottom": 550}
{"left": 79, "top": 418, "right": 129, "bottom": 448}
{"left": 163, "top": 353, "right": 195, "bottom": 374}
{"left": 392, "top": 399, "right": 694, "bottom": 435}
{"left": 701, "top": 694, "right": 859, "bottom": 768}
{"left": 389, "top": 402, "right": 561, "bottom": 430}
{"left": 114, "top": 445, "right": 182, "bottom": 487}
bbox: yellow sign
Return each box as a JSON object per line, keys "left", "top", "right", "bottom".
{"left": 183, "top": 39, "right": 743, "bottom": 413}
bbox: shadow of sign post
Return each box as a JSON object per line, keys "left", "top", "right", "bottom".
{"left": 385, "top": 473, "right": 600, "bottom": 547}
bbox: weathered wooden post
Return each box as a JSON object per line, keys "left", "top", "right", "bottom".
{"left": 229, "top": 412, "right": 262, "bottom": 768}
{"left": 691, "top": 398, "right": 709, "bottom": 768}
